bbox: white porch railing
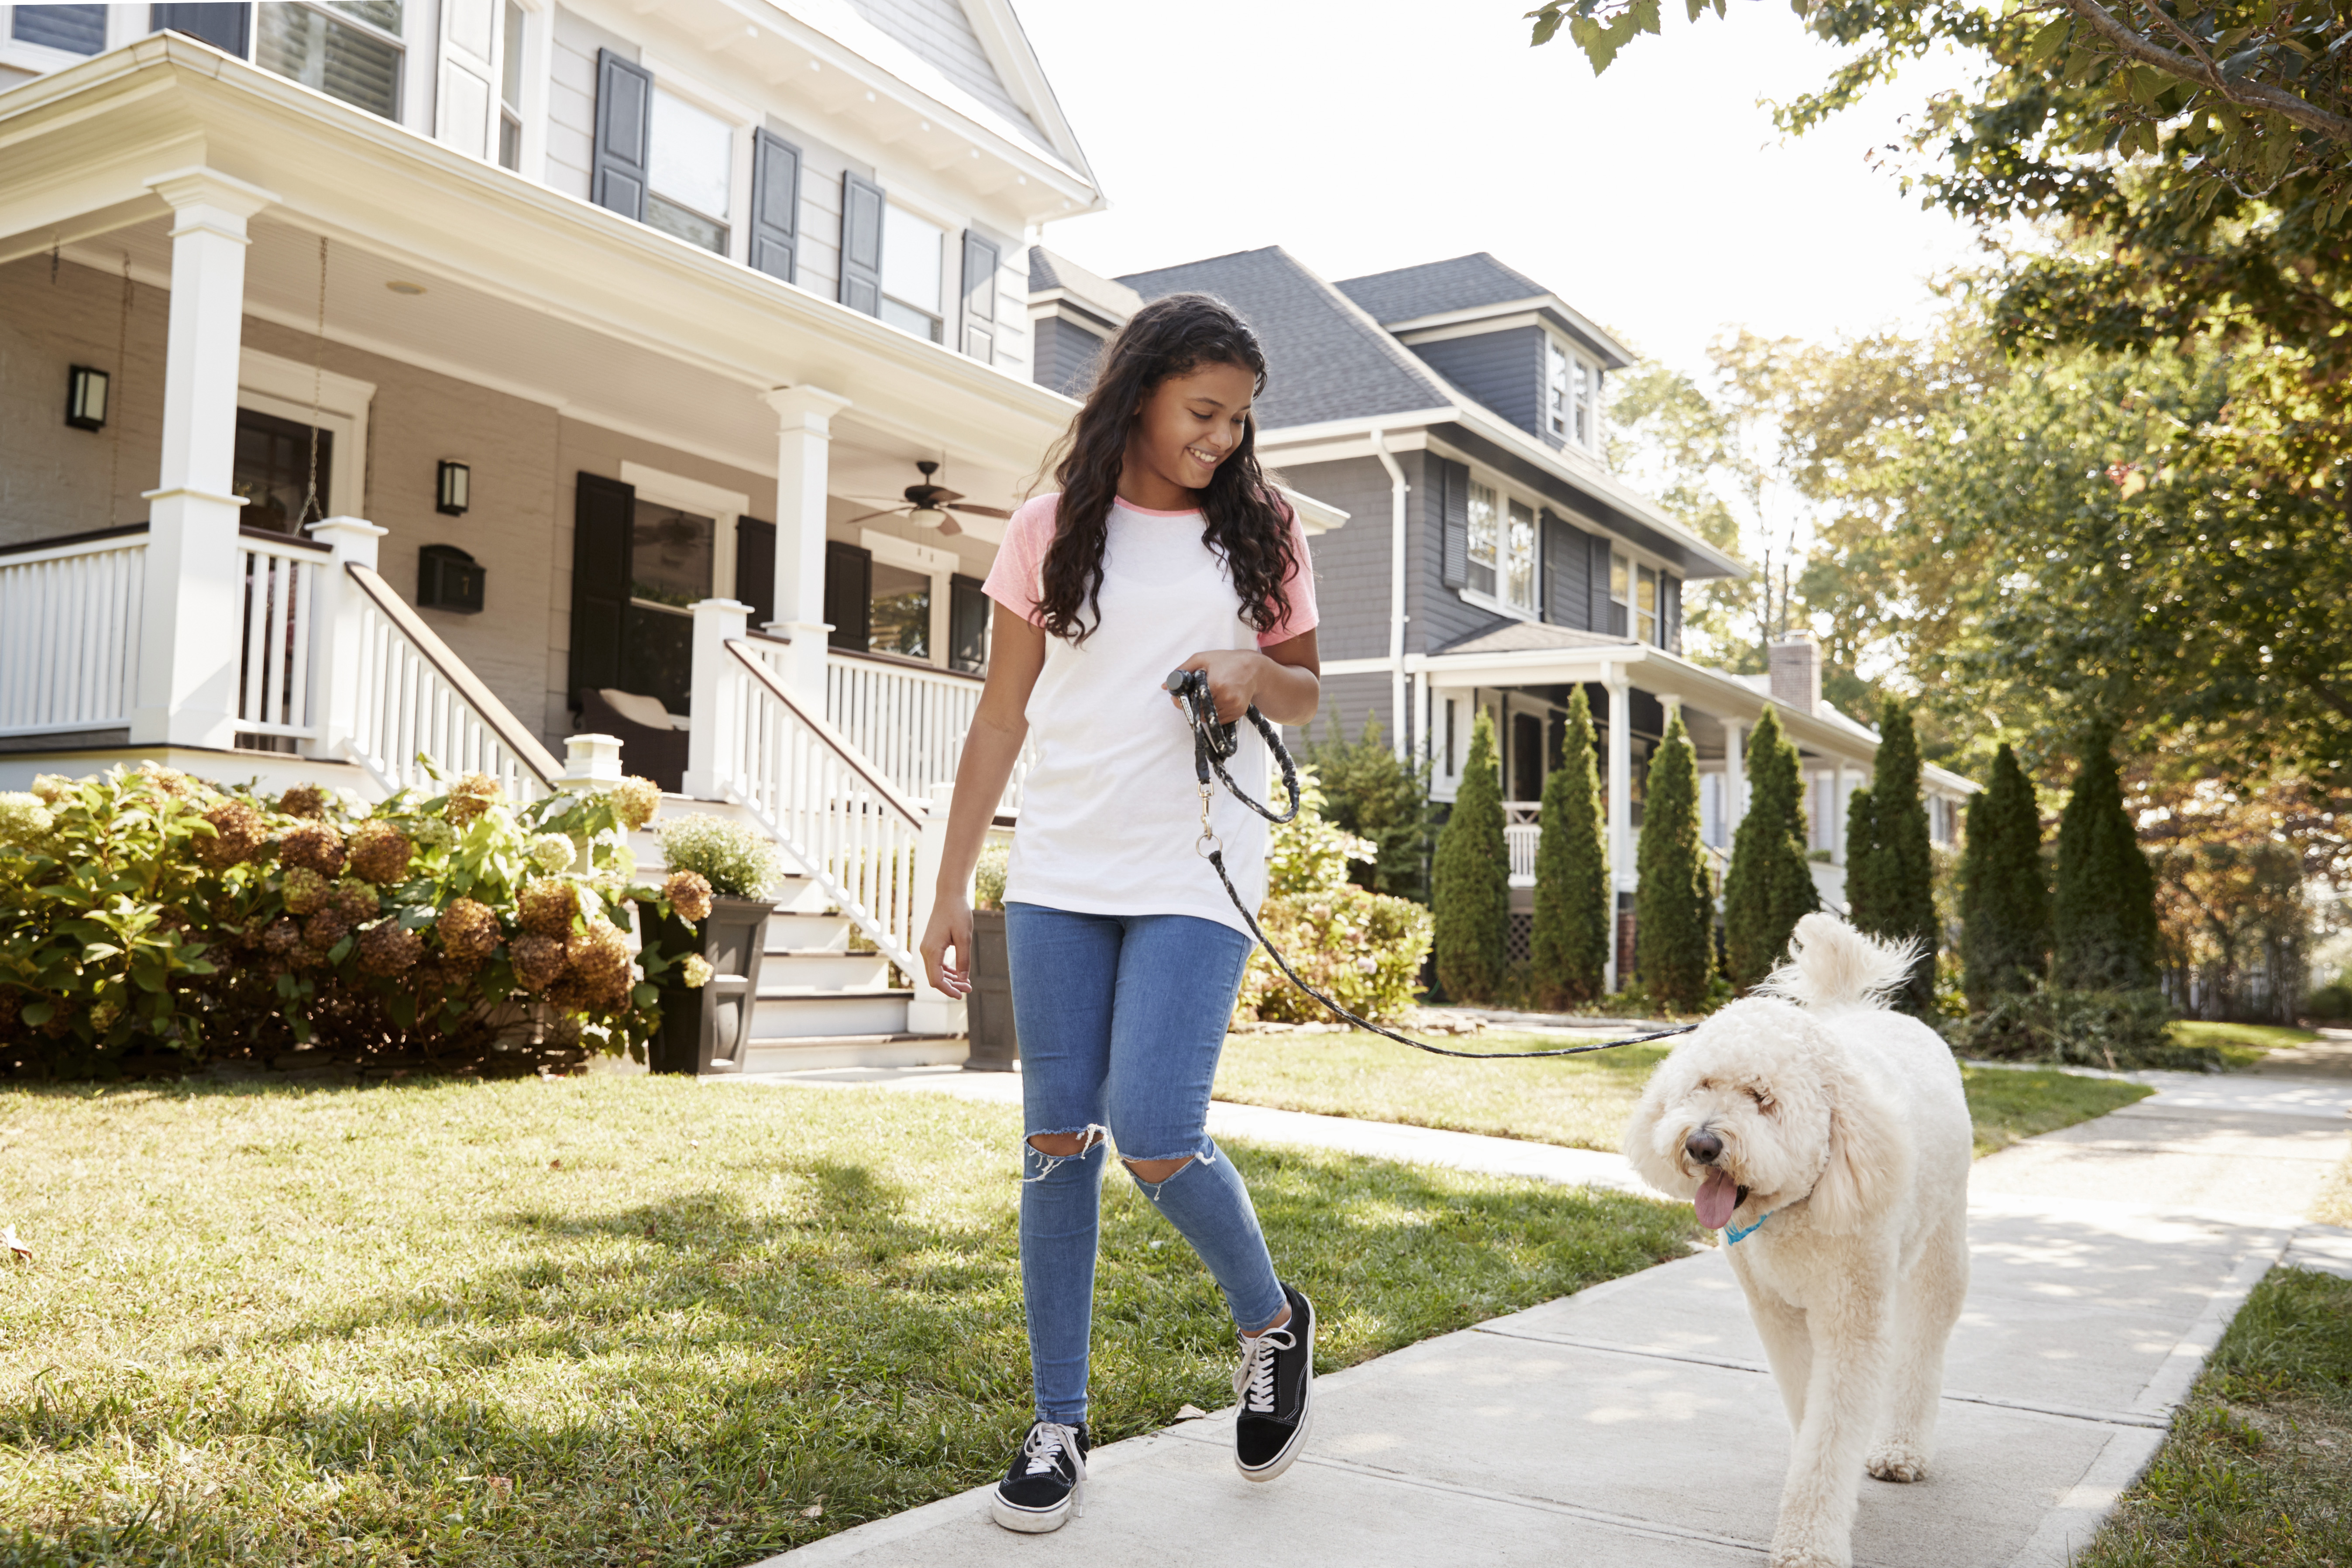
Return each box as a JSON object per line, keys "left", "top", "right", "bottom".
{"left": 717, "top": 637, "right": 924, "bottom": 972}
{"left": 826, "top": 647, "right": 984, "bottom": 803}
{"left": 0, "top": 528, "right": 147, "bottom": 736}
{"left": 234, "top": 533, "right": 325, "bottom": 740}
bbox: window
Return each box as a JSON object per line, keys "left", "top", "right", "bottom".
{"left": 644, "top": 88, "right": 732, "bottom": 254}
{"left": 13, "top": 5, "right": 106, "bottom": 52}
{"left": 497, "top": 0, "right": 524, "bottom": 170}
{"left": 622, "top": 501, "right": 715, "bottom": 713}
{"left": 1636, "top": 564, "right": 1657, "bottom": 645}
{"left": 869, "top": 562, "right": 931, "bottom": 658}
{"left": 1466, "top": 481, "right": 1499, "bottom": 598}
{"left": 257, "top": 2, "right": 405, "bottom": 120}
{"left": 233, "top": 407, "right": 333, "bottom": 534}
{"left": 880, "top": 205, "right": 945, "bottom": 341}
{"left": 1505, "top": 498, "right": 1536, "bottom": 612}
{"left": 1545, "top": 338, "right": 1570, "bottom": 442}
{"left": 1572, "top": 354, "right": 1598, "bottom": 448}
{"left": 1545, "top": 336, "right": 1601, "bottom": 451}
{"left": 1609, "top": 550, "right": 1630, "bottom": 612}
{"left": 1466, "top": 480, "right": 1537, "bottom": 613}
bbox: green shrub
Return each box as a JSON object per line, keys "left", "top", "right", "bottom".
{"left": 1240, "top": 769, "right": 1431, "bottom": 1023}
{"left": 1431, "top": 711, "right": 1509, "bottom": 1002}
{"left": 1846, "top": 699, "right": 1939, "bottom": 1015}
{"left": 1634, "top": 712, "right": 1713, "bottom": 1013}
{"left": 1941, "top": 986, "right": 2202, "bottom": 1071}
{"left": 1267, "top": 767, "right": 1377, "bottom": 897}
{"left": 2307, "top": 980, "right": 2352, "bottom": 1023}
{"left": 2053, "top": 724, "right": 2160, "bottom": 991}
{"left": 0, "top": 765, "right": 702, "bottom": 1080}
{"left": 1300, "top": 710, "right": 1432, "bottom": 900}
{"left": 1530, "top": 686, "right": 1608, "bottom": 1008}
{"left": 1960, "top": 743, "right": 2051, "bottom": 1006}
{"left": 972, "top": 841, "right": 1010, "bottom": 911}
{"left": 1723, "top": 706, "right": 1819, "bottom": 987}
{"left": 657, "top": 813, "right": 787, "bottom": 900}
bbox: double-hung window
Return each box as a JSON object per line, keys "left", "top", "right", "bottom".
{"left": 1467, "top": 479, "right": 1538, "bottom": 614}
{"left": 1504, "top": 498, "right": 1536, "bottom": 611}
{"left": 497, "top": 0, "right": 524, "bottom": 169}
{"left": 12, "top": 5, "right": 107, "bottom": 53}
{"left": 645, "top": 87, "right": 732, "bottom": 255}
{"left": 1467, "top": 481, "right": 1499, "bottom": 598}
{"left": 1636, "top": 564, "right": 1658, "bottom": 645}
{"left": 880, "top": 206, "right": 946, "bottom": 341}
{"left": 1547, "top": 336, "right": 1601, "bottom": 451}
{"left": 1609, "top": 549, "right": 1630, "bottom": 632}
{"left": 258, "top": 1, "right": 406, "bottom": 120}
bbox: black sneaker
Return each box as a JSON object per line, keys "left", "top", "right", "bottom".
{"left": 989, "top": 1419, "right": 1090, "bottom": 1533}
{"left": 1233, "top": 1283, "right": 1315, "bottom": 1481}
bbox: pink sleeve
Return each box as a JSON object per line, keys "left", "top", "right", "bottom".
{"left": 1258, "top": 505, "right": 1319, "bottom": 646}
{"left": 982, "top": 494, "right": 1058, "bottom": 626}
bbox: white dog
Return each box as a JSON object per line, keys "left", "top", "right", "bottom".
{"left": 1624, "top": 913, "right": 1972, "bottom": 1568}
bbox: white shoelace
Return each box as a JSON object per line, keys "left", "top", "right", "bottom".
{"left": 1233, "top": 1326, "right": 1298, "bottom": 1415}
{"left": 1022, "top": 1420, "right": 1083, "bottom": 1481}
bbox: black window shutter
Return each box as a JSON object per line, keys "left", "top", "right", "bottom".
{"left": 748, "top": 130, "right": 801, "bottom": 283}
{"left": 591, "top": 49, "right": 651, "bottom": 221}
{"left": 949, "top": 573, "right": 989, "bottom": 672}
{"left": 1662, "top": 573, "right": 1682, "bottom": 653}
{"left": 1438, "top": 457, "right": 1468, "bottom": 590}
{"left": 839, "top": 172, "right": 884, "bottom": 316}
{"left": 734, "top": 516, "right": 776, "bottom": 628}
{"left": 1589, "top": 533, "right": 1613, "bottom": 635}
{"left": 151, "top": 3, "right": 249, "bottom": 54}
{"left": 824, "top": 540, "right": 871, "bottom": 650}
{"left": 568, "top": 472, "right": 636, "bottom": 710}
{"left": 960, "top": 231, "right": 1000, "bottom": 361}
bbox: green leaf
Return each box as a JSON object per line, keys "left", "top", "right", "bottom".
{"left": 2025, "top": 14, "right": 2071, "bottom": 62}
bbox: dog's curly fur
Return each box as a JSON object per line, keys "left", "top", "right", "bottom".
{"left": 1625, "top": 914, "right": 1972, "bottom": 1568}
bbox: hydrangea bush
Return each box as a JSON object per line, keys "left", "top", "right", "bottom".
{"left": 1237, "top": 770, "right": 1433, "bottom": 1024}
{"left": 655, "top": 813, "right": 787, "bottom": 901}
{"left": 0, "top": 765, "right": 711, "bottom": 1079}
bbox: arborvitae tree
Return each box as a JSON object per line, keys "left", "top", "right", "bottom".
{"left": 1960, "top": 743, "right": 2050, "bottom": 1008}
{"left": 1531, "top": 686, "right": 1609, "bottom": 1006}
{"left": 1635, "top": 712, "right": 1714, "bottom": 1012}
{"left": 1302, "top": 708, "right": 1433, "bottom": 901}
{"left": 1723, "top": 705, "right": 1819, "bottom": 988}
{"left": 1845, "top": 700, "right": 1939, "bottom": 1014}
{"left": 1431, "top": 709, "right": 1510, "bottom": 1002}
{"left": 2053, "top": 726, "right": 2160, "bottom": 992}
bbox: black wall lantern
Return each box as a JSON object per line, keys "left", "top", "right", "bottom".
{"left": 436, "top": 460, "right": 471, "bottom": 516}
{"left": 419, "top": 544, "right": 486, "bottom": 614}
{"left": 65, "top": 365, "right": 109, "bottom": 431}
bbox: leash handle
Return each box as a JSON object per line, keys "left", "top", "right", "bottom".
{"left": 1165, "top": 668, "right": 1300, "bottom": 825}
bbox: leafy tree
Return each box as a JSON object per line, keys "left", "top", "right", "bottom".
{"left": 2053, "top": 726, "right": 2162, "bottom": 991}
{"left": 1960, "top": 744, "right": 2051, "bottom": 1007}
{"left": 1431, "top": 710, "right": 1509, "bottom": 1002}
{"left": 1723, "top": 706, "right": 1819, "bottom": 987}
{"left": 1531, "top": 686, "right": 1609, "bottom": 1006}
{"left": 1635, "top": 713, "right": 1715, "bottom": 1012}
{"left": 1845, "top": 701, "right": 1939, "bottom": 1013}
{"left": 1302, "top": 709, "right": 1432, "bottom": 901}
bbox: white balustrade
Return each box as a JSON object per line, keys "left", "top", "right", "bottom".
{"left": 0, "top": 531, "right": 146, "bottom": 736}
{"left": 825, "top": 649, "right": 985, "bottom": 803}
{"left": 234, "top": 536, "right": 323, "bottom": 739}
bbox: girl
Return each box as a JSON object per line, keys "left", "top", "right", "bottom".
{"left": 918, "top": 293, "right": 1322, "bottom": 1534}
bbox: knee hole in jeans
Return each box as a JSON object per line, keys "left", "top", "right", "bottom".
{"left": 1124, "top": 1155, "right": 1193, "bottom": 1185}
{"left": 1028, "top": 1131, "right": 1102, "bottom": 1158}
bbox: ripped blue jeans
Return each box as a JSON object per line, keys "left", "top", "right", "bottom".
{"left": 1006, "top": 902, "right": 1287, "bottom": 1425}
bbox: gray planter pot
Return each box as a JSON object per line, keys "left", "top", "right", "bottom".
{"left": 963, "top": 907, "right": 1019, "bottom": 1072}
{"left": 648, "top": 894, "right": 770, "bottom": 1075}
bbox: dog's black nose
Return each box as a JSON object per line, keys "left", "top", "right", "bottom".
{"left": 1685, "top": 1129, "right": 1723, "bottom": 1164}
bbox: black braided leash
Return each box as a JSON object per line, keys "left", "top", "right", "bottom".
{"left": 1164, "top": 670, "right": 1696, "bottom": 1061}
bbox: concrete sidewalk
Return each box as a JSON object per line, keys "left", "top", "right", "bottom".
{"left": 746, "top": 1066, "right": 2352, "bottom": 1568}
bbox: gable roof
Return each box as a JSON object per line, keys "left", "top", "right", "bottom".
{"left": 1116, "top": 247, "right": 1455, "bottom": 429}
{"left": 1334, "top": 252, "right": 1634, "bottom": 368}
{"left": 840, "top": 0, "right": 1050, "bottom": 150}
{"left": 1030, "top": 245, "right": 1142, "bottom": 325}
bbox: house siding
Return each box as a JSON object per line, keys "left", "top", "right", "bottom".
{"left": 548, "top": 6, "right": 637, "bottom": 204}
{"left": 1544, "top": 510, "right": 1592, "bottom": 630}
{"left": 1032, "top": 313, "right": 1105, "bottom": 395}
{"left": 1409, "top": 325, "right": 1542, "bottom": 441}
{"left": 840, "top": 0, "right": 1050, "bottom": 149}
{"left": 0, "top": 256, "right": 168, "bottom": 545}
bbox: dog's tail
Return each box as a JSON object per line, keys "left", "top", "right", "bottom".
{"left": 1754, "top": 912, "right": 1920, "bottom": 1010}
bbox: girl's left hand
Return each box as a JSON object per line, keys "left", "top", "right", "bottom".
{"left": 1171, "top": 650, "right": 1269, "bottom": 724}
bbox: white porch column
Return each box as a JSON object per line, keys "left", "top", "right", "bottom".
{"left": 683, "top": 597, "right": 751, "bottom": 800}
{"left": 1831, "top": 759, "right": 1850, "bottom": 865}
{"left": 1604, "top": 671, "right": 1631, "bottom": 993}
{"left": 905, "top": 781, "right": 970, "bottom": 1035}
{"left": 1724, "top": 718, "right": 1747, "bottom": 840}
{"left": 305, "top": 516, "right": 386, "bottom": 765}
{"left": 131, "top": 168, "right": 277, "bottom": 748}
{"left": 760, "top": 385, "right": 852, "bottom": 712}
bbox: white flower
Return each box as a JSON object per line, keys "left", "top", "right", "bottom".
{"left": 411, "top": 817, "right": 458, "bottom": 849}
{"left": 529, "top": 833, "right": 577, "bottom": 873}
{"left": 680, "top": 953, "right": 714, "bottom": 989}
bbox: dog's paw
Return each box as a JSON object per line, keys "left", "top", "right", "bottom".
{"left": 1866, "top": 1441, "right": 1930, "bottom": 1483}
{"left": 1765, "top": 1547, "right": 1848, "bottom": 1568}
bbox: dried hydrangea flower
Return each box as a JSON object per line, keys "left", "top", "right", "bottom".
{"left": 0, "top": 793, "right": 55, "bottom": 849}
{"left": 445, "top": 773, "right": 502, "bottom": 826}
{"left": 410, "top": 817, "right": 457, "bottom": 849}
{"left": 194, "top": 800, "right": 267, "bottom": 868}
{"left": 517, "top": 880, "right": 580, "bottom": 936}
{"left": 30, "top": 774, "right": 72, "bottom": 804}
{"left": 679, "top": 953, "right": 714, "bottom": 990}
{"left": 262, "top": 917, "right": 303, "bottom": 956}
{"left": 509, "top": 933, "right": 566, "bottom": 992}
{"left": 610, "top": 775, "right": 662, "bottom": 831}
{"left": 528, "top": 833, "right": 577, "bottom": 874}
{"left": 278, "top": 784, "right": 329, "bottom": 819}
{"left": 303, "top": 908, "right": 352, "bottom": 952}
{"left": 437, "top": 897, "right": 501, "bottom": 964}
{"left": 281, "top": 867, "right": 330, "bottom": 916}
{"left": 330, "top": 880, "right": 380, "bottom": 924}
{"left": 663, "top": 870, "right": 715, "bottom": 924}
{"left": 563, "top": 919, "right": 634, "bottom": 1010}
{"left": 357, "top": 919, "right": 424, "bottom": 976}
{"left": 347, "top": 821, "right": 415, "bottom": 885}
{"left": 278, "top": 821, "right": 347, "bottom": 878}
{"left": 141, "top": 764, "right": 198, "bottom": 799}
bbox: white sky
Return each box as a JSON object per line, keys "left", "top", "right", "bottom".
{"left": 1013, "top": 0, "right": 1991, "bottom": 384}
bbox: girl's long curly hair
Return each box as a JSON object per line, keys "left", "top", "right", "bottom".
{"left": 1036, "top": 293, "right": 1296, "bottom": 645}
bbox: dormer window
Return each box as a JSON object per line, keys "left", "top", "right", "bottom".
{"left": 1546, "top": 336, "right": 1600, "bottom": 452}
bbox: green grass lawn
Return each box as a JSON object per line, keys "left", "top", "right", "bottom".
{"left": 2170, "top": 1021, "right": 2322, "bottom": 1069}
{"left": 1214, "top": 1031, "right": 2153, "bottom": 1158}
{"left": 2079, "top": 1266, "right": 2352, "bottom": 1567}
{"left": 0, "top": 1076, "right": 1696, "bottom": 1567}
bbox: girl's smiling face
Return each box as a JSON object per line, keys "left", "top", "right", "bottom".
{"left": 1122, "top": 360, "right": 1258, "bottom": 505}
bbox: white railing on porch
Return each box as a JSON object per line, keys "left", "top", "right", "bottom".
{"left": 716, "top": 638, "right": 924, "bottom": 972}
{"left": 234, "top": 533, "right": 325, "bottom": 740}
{"left": 339, "top": 562, "right": 561, "bottom": 801}
{"left": 0, "top": 528, "right": 146, "bottom": 736}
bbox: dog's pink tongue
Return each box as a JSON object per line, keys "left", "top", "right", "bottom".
{"left": 1694, "top": 1168, "right": 1740, "bottom": 1230}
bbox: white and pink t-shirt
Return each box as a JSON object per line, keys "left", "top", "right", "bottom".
{"left": 982, "top": 493, "right": 1317, "bottom": 934}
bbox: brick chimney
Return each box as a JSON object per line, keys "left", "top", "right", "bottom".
{"left": 1769, "top": 633, "right": 1820, "bottom": 715}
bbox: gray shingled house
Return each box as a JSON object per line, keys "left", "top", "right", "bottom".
{"left": 1029, "top": 245, "right": 1971, "bottom": 983}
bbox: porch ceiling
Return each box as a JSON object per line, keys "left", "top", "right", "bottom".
{"left": 0, "top": 35, "right": 1073, "bottom": 515}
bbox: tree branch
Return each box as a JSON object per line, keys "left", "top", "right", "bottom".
{"left": 2047, "top": 0, "right": 2352, "bottom": 144}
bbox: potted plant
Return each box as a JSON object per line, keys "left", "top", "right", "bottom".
{"left": 964, "top": 840, "right": 1019, "bottom": 1071}
{"left": 643, "top": 813, "right": 787, "bottom": 1075}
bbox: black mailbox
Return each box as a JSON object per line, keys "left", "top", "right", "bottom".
{"left": 418, "top": 544, "right": 485, "bottom": 613}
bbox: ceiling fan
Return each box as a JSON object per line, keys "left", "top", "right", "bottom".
{"left": 843, "top": 461, "right": 1011, "bottom": 539}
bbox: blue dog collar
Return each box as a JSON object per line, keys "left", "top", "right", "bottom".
{"left": 1723, "top": 1210, "right": 1771, "bottom": 1246}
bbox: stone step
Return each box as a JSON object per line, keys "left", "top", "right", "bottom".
{"left": 765, "top": 913, "right": 852, "bottom": 950}
{"left": 752, "top": 989, "right": 911, "bottom": 1039}
{"left": 740, "top": 1032, "right": 969, "bottom": 1073}
{"left": 759, "top": 950, "right": 893, "bottom": 990}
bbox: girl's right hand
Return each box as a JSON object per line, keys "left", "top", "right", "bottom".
{"left": 920, "top": 898, "right": 975, "bottom": 998}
